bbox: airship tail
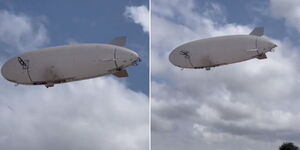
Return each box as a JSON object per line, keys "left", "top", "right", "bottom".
{"left": 112, "top": 70, "right": 128, "bottom": 78}
{"left": 256, "top": 53, "right": 267, "bottom": 59}
{"left": 110, "top": 36, "right": 127, "bottom": 46}
{"left": 250, "top": 27, "right": 264, "bottom": 36}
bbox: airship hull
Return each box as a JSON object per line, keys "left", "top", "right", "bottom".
{"left": 169, "top": 35, "right": 276, "bottom": 69}
{"left": 1, "top": 43, "right": 138, "bottom": 87}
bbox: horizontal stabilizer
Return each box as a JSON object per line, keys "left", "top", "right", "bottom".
{"left": 257, "top": 53, "right": 267, "bottom": 59}
{"left": 110, "top": 36, "right": 127, "bottom": 47}
{"left": 250, "top": 27, "right": 264, "bottom": 36}
{"left": 113, "top": 70, "right": 128, "bottom": 78}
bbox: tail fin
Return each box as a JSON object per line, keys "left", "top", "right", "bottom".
{"left": 110, "top": 36, "right": 127, "bottom": 47}
{"left": 249, "top": 27, "right": 264, "bottom": 36}
{"left": 113, "top": 70, "right": 128, "bottom": 78}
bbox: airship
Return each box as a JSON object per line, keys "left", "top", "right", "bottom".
{"left": 1, "top": 36, "right": 140, "bottom": 88}
{"left": 169, "top": 27, "right": 277, "bottom": 70}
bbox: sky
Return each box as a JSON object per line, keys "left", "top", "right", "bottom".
{"left": 151, "top": 0, "right": 300, "bottom": 150}
{"left": 0, "top": 0, "right": 149, "bottom": 150}
{"left": 0, "top": 0, "right": 149, "bottom": 94}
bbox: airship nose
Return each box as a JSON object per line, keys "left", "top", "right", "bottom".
{"left": 129, "top": 50, "right": 141, "bottom": 65}
{"left": 258, "top": 37, "right": 277, "bottom": 52}
{"left": 169, "top": 46, "right": 192, "bottom": 68}
{"left": 1, "top": 59, "right": 16, "bottom": 81}
{"left": 116, "top": 47, "right": 140, "bottom": 68}
{"left": 267, "top": 41, "right": 277, "bottom": 52}
{"left": 267, "top": 38, "right": 277, "bottom": 48}
{"left": 268, "top": 40, "right": 277, "bottom": 49}
{"left": 169, "top": 50, "right": 177, "bottom": 66}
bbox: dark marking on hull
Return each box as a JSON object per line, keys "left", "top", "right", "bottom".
{"left": 179, "top": 50, "right": 195, "bottom": 68}
{"left": 32, "top": 77, "right": 75, "bottom": 86}
{"left": 193, "top": 62, "right": 228, "bottom": 69}
{"left": 18, "top": 57, "right": 33, "bottom": 82}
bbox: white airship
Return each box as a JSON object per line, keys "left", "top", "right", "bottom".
{"left": 1, "top": 36, "right": 140, "bottom": 88}
{"left": 169, "top": 27, "right": 277, "bottom": 70}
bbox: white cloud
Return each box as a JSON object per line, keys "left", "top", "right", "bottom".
{"left": 152, "top": 0, "right": 300, "bottom": 150}
{"left": 125, "top": 5, "right": 149, "bottom": 33}
{"left": 0, "top": 10, "right": 49, "bottom": 53}
{"left": 270, "top": 0, "right": 300, "bottom": 32}
{"left": 0, "top": 77, "right": 149, "bottom": 150}
{"left": 0, "top": 10, "right": 148, "bottom": 150}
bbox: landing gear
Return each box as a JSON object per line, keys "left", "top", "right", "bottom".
{"left": 193, "top": 66, "right": 211, "bottom": 70}
{"left": 205, "top": 67, "right": 211, "bottom": 71}
{"left": 45, "top": 82, "right": 54, "bottom": 88}
{"left": 256, "top": 53, "right": 267, "bottom": 59}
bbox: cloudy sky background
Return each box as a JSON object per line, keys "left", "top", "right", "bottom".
{"left": 0, "top": 0, "right": 149, "bottom": 150}
{"left": 151, "top": 0, "right": 300, "bottom": 150}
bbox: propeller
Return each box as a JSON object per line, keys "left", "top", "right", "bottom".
{"left": 179, "top": 50, "right": 190, "bottom": 59}
{"left": 17, "top": 57, "right": 28, "bottom": 69}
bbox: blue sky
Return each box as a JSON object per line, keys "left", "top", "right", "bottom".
{"left": 193, "top": 0, "right": 300, "bottom": 45}
{"left": 203, "top": 0, "right": 289, "bottom": 39}
{"left": 0, "top": 0, "right": 149, "bottom": 94}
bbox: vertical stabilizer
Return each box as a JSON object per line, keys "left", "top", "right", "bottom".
{"left": 249, "top": 27, "right": 264, "bottom": 36}
{"left": 110, "top": 36, "right": 127, "bottom": 47}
